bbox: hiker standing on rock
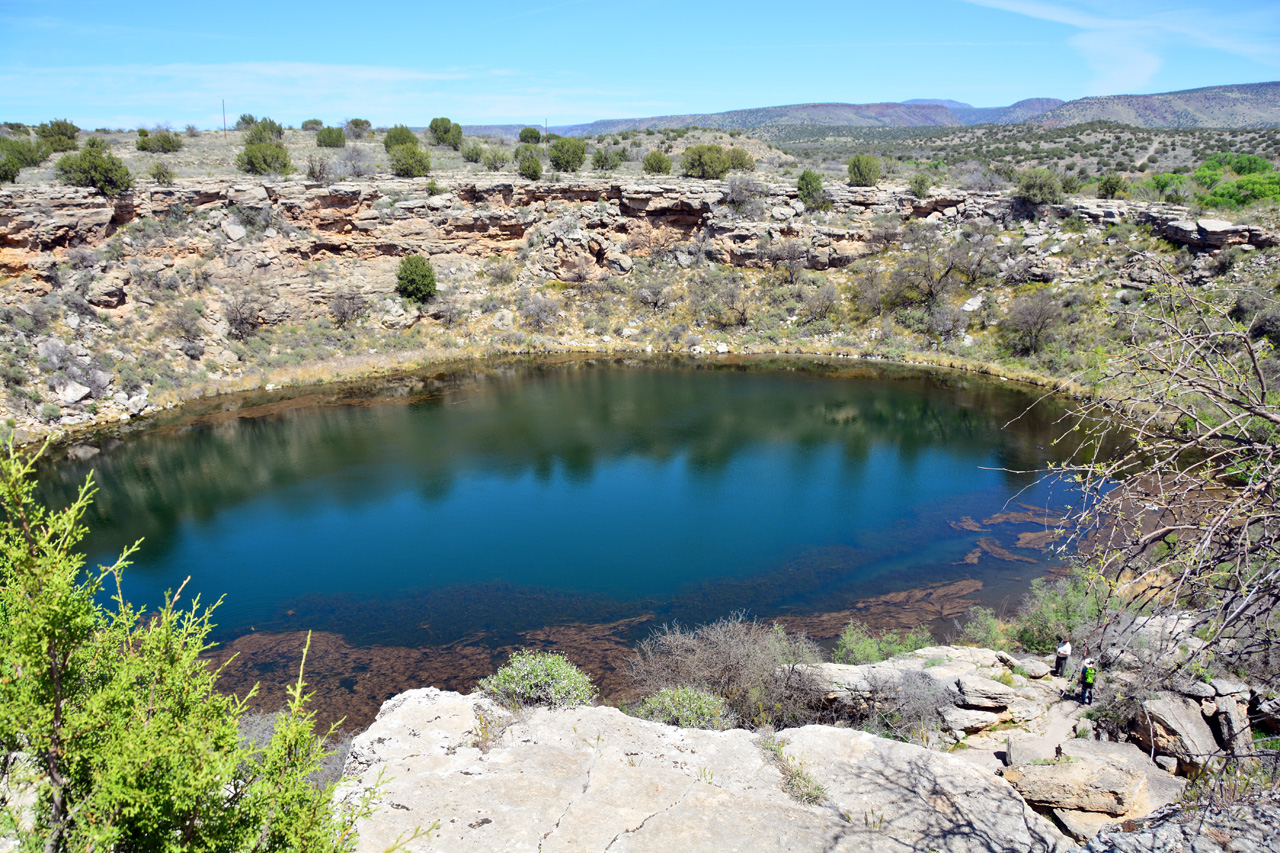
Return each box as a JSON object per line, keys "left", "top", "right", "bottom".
{"left": 1054, "top": 637, "right": 1072, "bottom": 677}
{"left": 1079, "top": 658, "right": 1097, "bottom": 705}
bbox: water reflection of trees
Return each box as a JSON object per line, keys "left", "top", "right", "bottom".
{"left": 38, "top": 358, "right": 1106, "bottom": 561}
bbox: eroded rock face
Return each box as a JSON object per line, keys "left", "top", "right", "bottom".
{"left": 337, "top": 687, "right": 1071, "bottom": 853}
{"left": 1131, "top": 694, "right": 1221, "bottom": 774}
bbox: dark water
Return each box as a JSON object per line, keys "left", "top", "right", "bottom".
{"left": 38, "top": 357, "right": 1098, "bottom": 650}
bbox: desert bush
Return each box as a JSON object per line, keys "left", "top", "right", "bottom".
{"left": 834, "top": 621, "right": 933, "bottom": 665}
{"left": 1096, "top": 172, "right": 1128, "bottom": 199}
{"left": 304, "top": 154, "right": 331, "bottom": 182}
{"left": 236, "top": 142, "right": 291, "bottom": 175}
{"left": 53, "top": 147, "right": 134, "bottom": 197}
{"left": 627, "top": 614, "right": 823, "bottom": 729}
{"left": 886, "top": 222, "right": 959, "bottom": 311}
{"left": 1014, "top": 169, "right": 1064, "bottom": 205}
{"left": 482, "top": 148, "right": 510, "bottom": 171}
{"left": 428, "top": 117, "right": 454, "bottom": 145}
{"left": 681, "top": 144, "right": 731, "bottom": 179}
{"left": 222, "top": 289, "right": 264, "bottom": 338}
{"left": 343, "top": 118, "right": 372, "bottom": 140}
{"left": 724, "top": 175, "right": 765, "bottom": 218}
{"left": 461, "top": 140, "right": 484, "bottom": 163}
{"left": 1201, "top": 172, "right": 1280, "bottom": 209}
{"left": 518, "top": 127, "right": 542, "bottom": 144}
{"left": 851, "top": 670, "right": 950, "bottom": 746}
{"left": 235, "top": 113, "right": 257, "bottom": 130}
{"left": 955, "top": 606, "right": 1006, "bottom": 650}
{"left": 847, "top": 154, "right": 881, "bottom": 186}
{"left": 35, "top": 118, "right": 79, "bottom": 151}
{"left": 478, "top": 649, "right": 596, "bottom": 710}
{"left": 1002, "top": 288, "right": 1063, "bottom": 354}
{"left": 336, "top": 146, "right": 371, "bottom": 178}
{"left": 517, "top": 154, "right": 542, "bottom": 180}
{"left": 908, "top": 172, "right": 932, "bottom": 198}
{"left": 389, "top": 143, "right": 431, "bottom": 177}
{"left": 486, "top": 258, "right": 517, "bottom": 284}
{"left": 396, "top": 254, "right": 436, "bottom": 302}
{"left": 328, "top": 288, "right": 368, "bottom": 327}
{"left": 519, "top": 292, "right": 560, "bottom": 329}
{"left": 796, "top": 169, "right": 830, "bottom": 210}
{"left": 726, "top": 147, "right": 754, "bottom": 172}
{"left": 0, "top": 136, "right": 52, "bottom": 168}
{"left": 147, "top": 161, "right": 175, "bottom": 185}
{"left": 0, "top": 157, "right": 19, "bottom": 184}
{"left": 383, "top": 124, "right": 418, "bottom": 152}
{"left": 632, "top": 686, "right": 733, "bottom": 730}
{"left": 243, "top": 117, "right": 284, "bottom": 146}
{"left": 642, "top": 149, "right": 672, "bottom": 175}
{"left": 300, "top": 118, "right": 323, "bottom": 131}
{"left": 592, "top": 148, "right": 624, "bottom": 171}
{"left": 1009, "top": 566, "right": 1107, "bottom": 654}
{"left": 315, "top": 126, "right": 345, "bottom": 148}
{"left": 548, "top": 138, "right": 587, "bottom": 172}
{"left": 135, "top": 129, "right": 182, "bottom": 153}
{"left": 444, "top": 122, "right": 462, "bottom": 151}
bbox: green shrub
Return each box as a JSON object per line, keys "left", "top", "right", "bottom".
{"left": 681, "top": 144, "right": 731, "bottom": 179}
{"left": 235, "top": 113, "right": 257, "bottom": 130}
{"left": 0, "top": 136, "right": 52, "bottom": 168}
{"left": 444, "top": 122, "right": 462, "bottom": 151}
{"left": 147, "top": 161, "right": 175, "bottom": 185}
{"left": 383, "top": 124, "right": 418, "bottom": 153}
{"left": 0, "top": 444, "right": 392, "bottom": 851}
{"left": 642, "top": 149, "right": 672, "bottom": 175}
{"left": 343, "top": 118, "right": 371, "bottom": 140}
{"left": 316, "top": 126, "right": 345, "bottom": 148}
{"left": 548, "top": 137, "right": 587, "bottom": 172}
{"left": 518, "top": 127, "right": 542, "bottom": 144}
{"left": 389, "top": 144, "right": 431, "bottom": 177}
{"left": 846, "top": 154, "right": 881, "bottom": 186}
{"left": 395, "top": 254, "right": 437, "bottom": 302}
{"left": 633, "top": 686, "right": 733, "bottom": 730}
{"left": 1014, "top": 169, "right": 1064, "bottom": 204}
{"left": 54, "top": 147, "right": 134, "bottom": 196}
{"left": 135, "top": 129, "right": 182, "bottom": 153}
{"left": 796, "top": 169, "right": 827, "bottom": 208}
{"left": 517, "top": 154, "right": 542, "bottom": 180}
{"left": 908, "top": 172, "right": 932, "bottom": 198}
{"left": 461, "top": 141, "right": 484, "bottom": 163}
{"left": 833, "top": 621, "right": 933, "bottom": 665}
{"left": 0, "top": 157, "right": 17, "bottom": 184}
{"left": 428, "top": 117, "right": 454, "bottom": 144}
{"left": 35, "top": 118, "right": 79, "bottom": 151}
{"left": 1201, "top": 172, "right": 1280, "bottom": 209}
{"left": 1096, "top": 173, "right": 1128, "bottom": 199}
{"left": 956, "top": 606, "right": 1006, "bottom": 650}
{"left": 1009, "top": 567, "right": 1108, "bottom": 653}
{"left": 300, "top": 118, "right": 323, "bottom": 131}
{"left": 1202, "top": 152, "right": 1273, "bottom": 176}
{"left": 482, "top": 148, "right": 510, "bottom": 171}
{"left": 243, "top": 118, "right": 284, "bottom": 146}
{"left": 591, "top": 148, "right": 623, "bottom": 171}
{"left": 726, "top": 147, "right": 754, "bottom": 172}
{"left": 478, "top": 649, "right": 596, "bottom": 709}
{"left": 236, "top": 142, "right": 291, "bottom": 176}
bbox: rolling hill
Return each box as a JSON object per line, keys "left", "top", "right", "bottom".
{"left": 1035, "top": 82, "right": 1280, "bottom": 129}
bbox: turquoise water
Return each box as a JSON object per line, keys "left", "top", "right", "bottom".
{"left": 38, "top": 358, "right": 1097, "bottom": 647}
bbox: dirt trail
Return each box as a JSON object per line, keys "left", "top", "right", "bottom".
{"left": 955, "top": 675, "right": 1085, "bottom": 772}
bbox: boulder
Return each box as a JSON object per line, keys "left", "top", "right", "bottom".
{"left": 222, "top": 219, "right": 247, "bottom": 242}
{"left": 1002, "top": 759, "right": 1145, "bottom": 816}
{"left": 53, "top": 377, "right": 90, "bottom": 405}
{"left": 339, "top": 688, "right": 1071, "bottom": 853}
{"left": 956, "top": 675, "right": 1019, "bottom": 710}
{"left": 1211, "top": 695, "right": 1253, "bottom": 755}
{"left": 939, "top": 706, "right": 1001, "bottom": 734}
{"left": 1132, "top": 694, "right": 1221, "bottom": 774}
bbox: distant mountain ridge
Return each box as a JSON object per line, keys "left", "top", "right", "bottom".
{"left": 461, "top": 82, "right": 1279, "bottom": 138}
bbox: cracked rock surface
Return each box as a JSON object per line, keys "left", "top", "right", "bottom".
{"left": 337, "top": 687, "right": 1070, "bottom": 852}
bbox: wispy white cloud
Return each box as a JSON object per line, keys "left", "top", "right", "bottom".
{"left": 956, "top": 0, "right": 1280, "bottom": 93}
{"left": 0, "top": 61, "right": 668, "bottom": 127}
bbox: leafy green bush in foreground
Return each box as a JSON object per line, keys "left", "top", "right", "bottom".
{"left": 633, "top": 686, "right": 733, "bottom": 730}
{"left": 0, "top": 442, "right": 397, "bottom": 851}
{"left": 478, "top": 649, "right": 597, "bottom": 709}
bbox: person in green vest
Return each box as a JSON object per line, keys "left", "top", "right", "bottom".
{"left": 1079, "top": 657, "right": 1097, "bottom": 705}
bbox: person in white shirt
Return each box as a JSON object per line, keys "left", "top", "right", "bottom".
{"left": 1054, "top": 638, "right": 1072, "bottom": 677}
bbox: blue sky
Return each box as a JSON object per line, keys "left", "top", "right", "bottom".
{"left": 1, "top": 0, "right": 1277, "bottom": 128}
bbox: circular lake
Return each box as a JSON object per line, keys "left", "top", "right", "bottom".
{"left": 37, "top": 357, "right": 1101, "bottom": 725}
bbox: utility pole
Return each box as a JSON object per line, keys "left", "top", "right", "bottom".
{"left": 222, "top": 100, "right": 227, "bottom": 138}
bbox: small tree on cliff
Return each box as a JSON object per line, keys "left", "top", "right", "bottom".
{"left": 396, "top": 254, "right": 437, "bottom": 303}
{"left": 0, "top": 441, "right": 404, "bottom": 850}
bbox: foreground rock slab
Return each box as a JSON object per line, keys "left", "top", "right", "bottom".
{"left": 339, "top": 688, "right": 1071, "bottom": 852}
